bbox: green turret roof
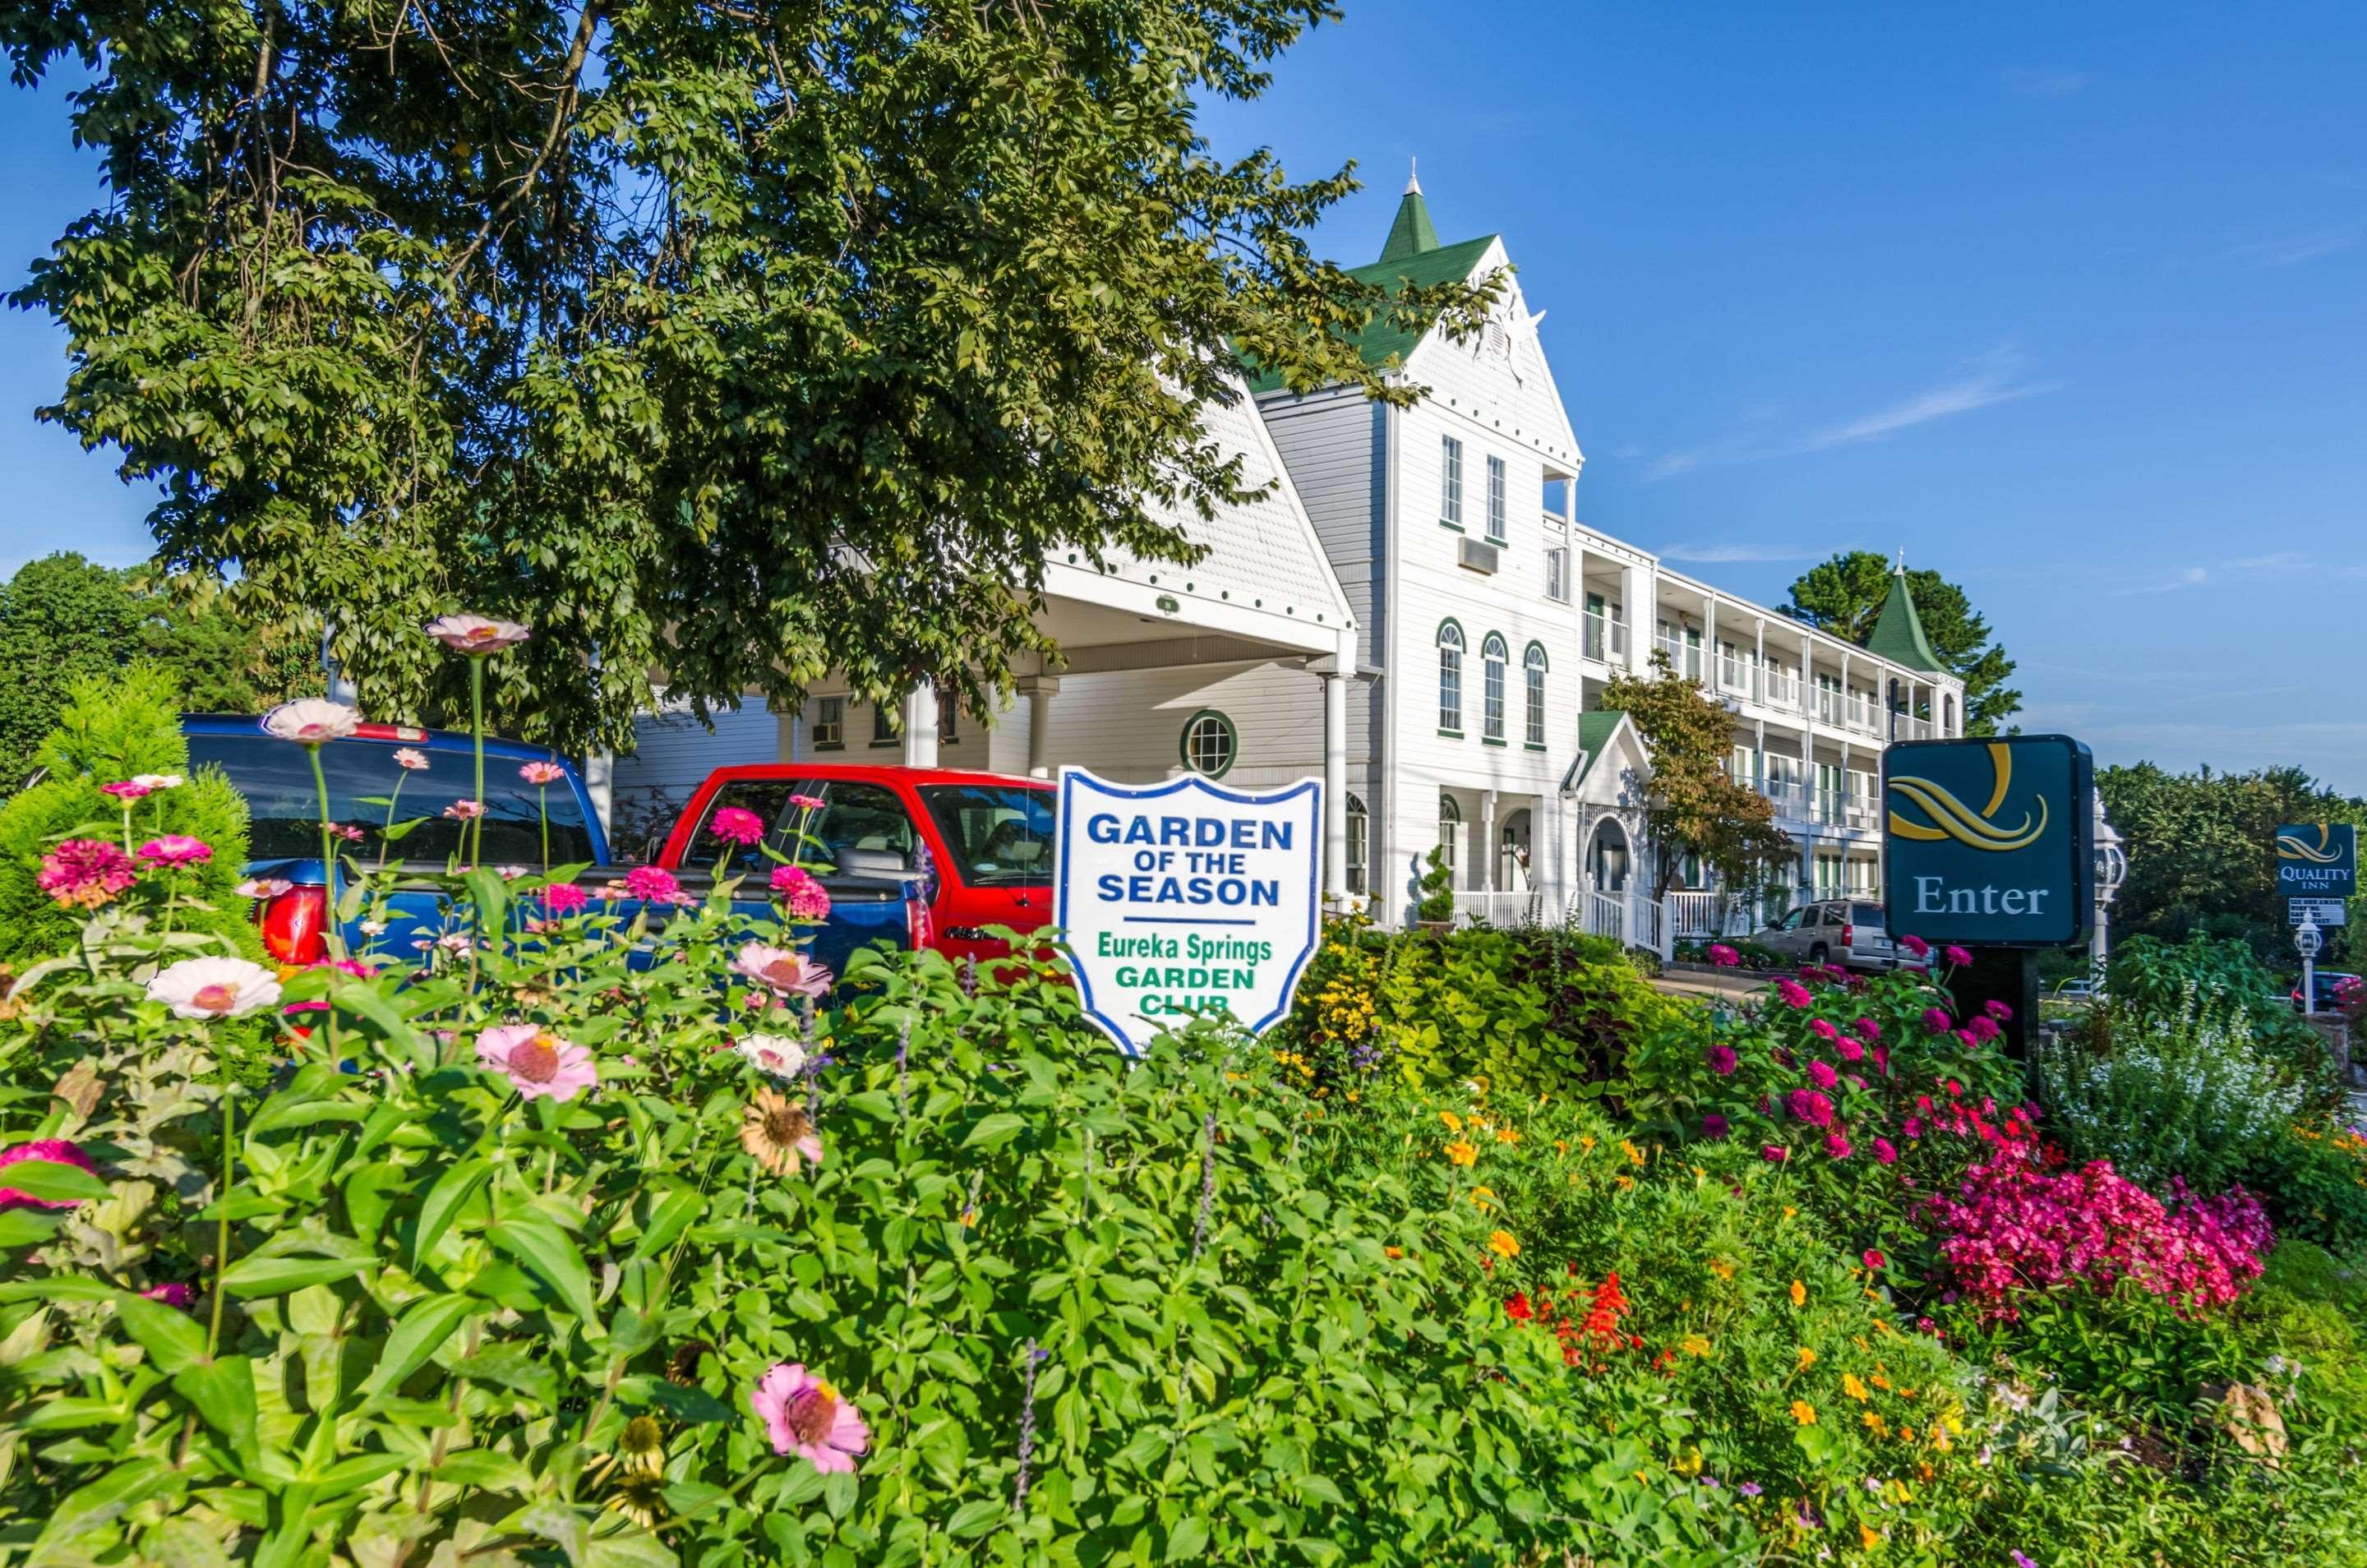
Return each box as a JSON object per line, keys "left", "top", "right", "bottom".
{"left": 1865, "top": 564, "right": 1945, "bottom": 674}
{"left": 1377, "top": 168, "right": 1442, "bottom": 262}
{"left": 1563, "top": 710, "right": 1640, "bottom": 791}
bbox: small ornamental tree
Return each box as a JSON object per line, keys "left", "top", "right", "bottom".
{"left": 1416, "top": 844, "right": 1457, "bottom": 924}
{"left": 1601, "top": 653, "right": 1795, "bottom": 903}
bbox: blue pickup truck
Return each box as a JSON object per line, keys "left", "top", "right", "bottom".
{"left": 184, "top": 714, "right": 918, "bottom": 976}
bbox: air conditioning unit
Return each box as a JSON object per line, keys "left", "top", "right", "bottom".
{"left": 1457, "top": 537, "right": 1499, "bottom": 574}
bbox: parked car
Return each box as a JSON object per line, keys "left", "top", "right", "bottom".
{"left": 2292, "top": 971, "right": 2360, "bottom": 1013}
{"left": 2051, "top": 975, "right": 2104, "bottom": 1004}
{"left": 658, "top": 762, "right": 1056, "bottom": 969}
{"left": 185, "top": 716, "right": 918, "bottom": 978}
{"left": 1751, "top": 900, "right": 1921, "bottom": 973}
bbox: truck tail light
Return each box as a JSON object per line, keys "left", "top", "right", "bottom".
{"left": 1842, "top": 922, "right": 1854, "bottom": 947}
{"left": 258, "top": 886, "right": 329, "bottom": 965}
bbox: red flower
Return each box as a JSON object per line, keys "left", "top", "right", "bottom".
{"left": 1862, "top": 1248, "right": 1887, "bottom": 1270}
{"left": 1506, "top": 1292, "right": 1534, "bottom": 1321}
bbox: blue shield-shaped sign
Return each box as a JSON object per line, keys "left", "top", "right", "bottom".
{"left": 1054, "top": 768, "right": 1323, "bottom": 1056}
{"left": 2277, "top": 823, "right": 2357, "bottom": 898}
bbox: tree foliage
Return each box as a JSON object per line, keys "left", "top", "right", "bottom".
{"left": 3, "top": 0, "right": 1487, "bottom": 754}
{"left": 0, "top": 554, "right": 315, "bottom": 789}
{"left": 2098, "top": 761, "right": 2365, "bottom": 967}
{"left": 1600, "top": 653, "right": 1795, "bottom": 901}
{"left": 1782, "top": 551, "right": 2021, "bottom": 736}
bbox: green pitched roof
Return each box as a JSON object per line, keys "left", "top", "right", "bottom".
{"left": 1377, "top": 181, "right": 1441, "bottom": 263}
{"left": 1563, "top": 710, "right": 1636, "bottom": 791}
{"left": 1243, "top": 232, "right": 1497, "bottom": 394}
{"left": 1865, "top": 570, "right": 1945, "bottom": 674}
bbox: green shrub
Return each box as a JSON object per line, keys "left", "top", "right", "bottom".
{"left": 2245, "top": 1127, "right": 2367, "bottom": 1252}
{"left": 0, "top": 666, "right": 258, "bottom": 966}
{"left": 1414, "top": 844, "right": 1454, "bottom": 923}
{"left": 2108, "top": 933, "right": 2334, "bottom": 1082}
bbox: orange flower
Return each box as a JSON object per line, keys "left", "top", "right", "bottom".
{"left": 1488, "top": 1229, "right": 1520, "bottom": 1259}
{"left": 1441, "top": 1111, "right": 1464, "bottom": 1133}
{"left": 1859, "top": 1524, "right": 1881, "bottom": 1550}
{"left": 1789, "top": 1280, "right": 1806, "bottom": 1308}
{"left": 1843, "top": 1372, "right": 1869, "bottom": 1402}
{"left": 1791, "top": 1400, "right": 1816, "bottom": 1426}
{"left": 1795, "top": 1346, "right": 1817, "bottom": 1372}
{"left": 1495, "top": 1127, "right": 1521, "bottom": 1145}
{"left": 1384, "top": 1245, "right": 1405, "bottom": 1259}
{"left": 1444, "top": 1140, "right": 1479, "bottom": 1166}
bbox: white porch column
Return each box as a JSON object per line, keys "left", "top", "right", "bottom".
{"left": 582, "top": 749, "right": 614, "bottom": 839}
{"left": 1477, "top": 790, "right": 1498, "bottom": 892}
{"left": 1321, "top": 671, "right": 1349, "bottom": 907}
{"left": 774, "top": 702, "right": 801, "bottom": 763}
{"left": 1620, "top": 562, "right": 1647, "bottom": 674}
{"left": 1704, "top": 597, "right": 1719, "bottom": 691}
{"left": 1017, "top": 676, "right": 1060, "bottom": 778}
{"left": 901, "top": 685, "right": 940, "bottom": 768}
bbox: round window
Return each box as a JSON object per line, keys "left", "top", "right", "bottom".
{"left": 1179, "top": 710, "right": 1238, "bottom": 777}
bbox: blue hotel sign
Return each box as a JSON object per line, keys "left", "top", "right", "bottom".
{"left": 2277, "top": 823, "right": 2357, "bottom": 899}
{"left": 1881, "top": 736, "right": 2095, "bottom": 949}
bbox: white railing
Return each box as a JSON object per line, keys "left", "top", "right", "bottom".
{"left": 1764, "top": 670, "right": 1798, "bottom": 705}
{"left": 1584, "top": 613, "right": 1607, "bottom": 662}
{"left": 1815, "top": 689, "right": 1843, "bottom": 724}
{"left": 1452, "top": 891, "right": 1542, "bottom": 929}
{"left": 1631, "top": 896, "right": 1664, "bottom": 956}
{"left": 1610, "top": 621, "right": 1630, "bottom": 657}
{"left": 1584, "top": 891, "right": 1626, "bottom": 944}
{"left": 1892, "top": 713, "right": 1932, "bottom": 741}
{"left": 1761, "top": 780, "right": 1806, "bottom": 819}
{"left": 1667, "top": 890, "right": 1758, "bottom": 941}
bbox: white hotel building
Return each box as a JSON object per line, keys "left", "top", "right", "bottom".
{"left": 612, "top": 177, "right": 1965, "bottom": 940}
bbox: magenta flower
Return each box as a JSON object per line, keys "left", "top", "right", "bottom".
{"left": 1873, "top": 1137, "right": 1899, "bottom": 1164}
{"left": 1702, "top": 1113, "right": 1732, "bottom": 1140}
{"left": 519, "top": 760, "right": 567, "bottom": 786}
{"left": 1903, "top": 1116, "right": 1924, "bottom": 1139}
{"left": 423, "top": 613, "right": 531, "bottom": 654}
{"left": 330, "top": 823, "right": 366, "bottom": 842}
{"left": 474, "top": 1024, "right": 598, "bottom": 1103}
{"left": 1834, "top": 1037, "right": 1865, "bottom": 1063}
{"left": 393, "top": 748, "right": 431, "bottom": 771}
{"left": 1898, "top": 934, "right": 1930, "bottom": 958}
{"left": 0, "top": 1141, "right": 95, "bottom": 1211}
{"left": 99, "top": 779, "right": 156, "bottom": 800}
{"left": 1774, "top": 979, "right": 1812, "bottom": 1009}
{"left": 1762, "top": 1145, "right": 1789, "bottom": 1164}
{"left": 1984, "top": 999, "right": 2014, "bottom": 1022}
{"left": 1942, "top": 944, "right": 1972, "bottom": 967}
{"left": 770, "top": 864, "right": 833, "bottom": 922}
{"left": 141, "top": 1282, "right": 194, "bottom": 1308}
{"left": 1854, "top": 1016, "right": 1880, "bottom": 1041}
{"left": 734, "top": 941, "right": 833, "bottom": 997}
{"left": 709, "top": 806, "right": 768, "bottom": 846}
{"left": 1785, "top": 1088, "right": 1835, "bottom": 1128}
{"left": 1921, "top": 1007, "right": 1953, "bottom": 1034}
{"left": 1705, "top": 1044, "right": 1738, "bottom": 1077}
{"left": 788, "top": 793, "right": 825, "bottom": 810}
{"left": 1825, "top": 1132, "right": 1853, "bottom": 1160}
{"left": 1706, "top": 943, "right": 1741, "bottom": 968}
{"left": 136, "top": 835, "right": 213, "bottom": 868}
{"left": 1968, "top": 1015, "right": 2000, "bottom": 1043}
{"left": 1805, "top": 1059, "right": 1839, "bottom": 1091}
{"left": 541, "top": 883, "right": 588, "bottom": 914}
{"left": 38, "top": 839, "right": 137, "bottom": 909}
{"left": 751, "top": 1363, "right": 870, "bottom": 1472}
{"left": 1954, "top": 1028, "right": 1979, "bottom": 1048}
{"left": 1808, "top": 1017, "right": 1839, "bottom": 1041}
{"left": 625, "top": 865, "right": 685, "bottom": 904}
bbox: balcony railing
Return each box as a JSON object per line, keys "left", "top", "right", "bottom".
{"left": 1584, "top": 614, "right": 1631, "bottom": 662}
{"left": 1890, "top": 713, "right": 1933, "bottom": 741}
{"left": 1764, "top": 671, "right": 1798, "bottom": 706}
{"left": 1760, "top": 779, "right": 1807, "bottom": 818}
{"left": 1815, "top": 689, "right": 1843, "bottom": 725}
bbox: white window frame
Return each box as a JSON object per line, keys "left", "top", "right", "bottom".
{"left": 1484, "top": 454, "right": 1506, "bottom": 543}
{"left": 1480, "top": 632, "right": 1508, "bottom": 742}
{"left": 1440, "top": 436, "right": 1464, "bottom": 529}
{"left": 1437, "top": 621, "right": 1465, "bottom": 734}
{"left": 1522, "top": 643, "right": 1548, "bottom": 747}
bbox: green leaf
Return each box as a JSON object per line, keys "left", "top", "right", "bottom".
{"left": 247, "top": 1098, "right": 368, "bottom": 1136}
{"left": 0, "top": 1274, "right": 132, "bottom": 1303}
{"left": 36, "top": 1458, "right": 187, "bottom": 1549}
{"left": 0, "top": 1158, "right": 110, "bottom": 1204}
{"left": 628, "top": 1186, "right": 704, "bottom": 1263}
{"left": 412, "top": 1157, "right": 493, "bottom": 1266}
{"left": 1165, "top": 1516, "right": 1210, "bottom": 1561}
{"left": 584, "top": 1526, "right": 680, "bottom": 1568}
{"left": 359, "top": 1293, "right": 476, "bottom": 1405}
{"left": 643, "top": 1380, "right": 734, "bottom": 1425}
{"left": 945, "top": 1499, "right": 1006, "bottom": 1538}
{"left": 0, "top": 1209, "right": 62, "bottom": 1250}
{"left": 118, "top": 1292, "right": 209, "bottom": 1374}
{"left": 961, "top": 1113, "right": 1027, "bottom": 1152}
{"left": 335, "top": 980, "right": 431, "bottom": 1068}
{"left": 173, "top": 1356, "right": 260, "bottom": 1460}
{"left": 309, "top": 1450, "right": 409, "bottom": 1496}
{"left": 487, "top": 1214, "right": 600, "bottom": 1327}
{"left": 219, "top": 1254, "right": 367, "bottom": 1297}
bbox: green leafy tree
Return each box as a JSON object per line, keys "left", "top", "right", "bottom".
{"left": 1782, "top": 551, "right": 2021, "bottom": 736}
{"left": 3, "top": 0, "right": 1489, "bottom": 754}
{"left": 2097, "top": 761, "right": 2365, "bottom": 967}
{"left": 1600, "top": 653, "right": 1795, "bottom": 902}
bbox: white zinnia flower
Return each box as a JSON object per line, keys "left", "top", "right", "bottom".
{"left": 736, "top": 1034, "right": 809, "bottom": 1080}
{"left": 263, "top": 699, "right": 361, "bottom": 747}
{"left": 145, "top": 957, "right": 283, "bottom": 1020}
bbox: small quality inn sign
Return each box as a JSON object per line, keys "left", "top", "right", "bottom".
{"left": 1053, "top": 768, "right": 1322, "bottom": 1056}
{"left": 2277, "top": 823, "right": 2357, "bottom": 899}
{"left": 1882, "top": 736, "right": 2095, "bottom": 949}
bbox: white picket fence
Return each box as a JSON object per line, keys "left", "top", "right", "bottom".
{"left": 1435, "top": 884, "right": 1762, "bottom": 962}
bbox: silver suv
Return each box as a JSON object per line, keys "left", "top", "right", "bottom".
{"left": 1754, "top": 900, "right": 1922, "bottom": 974}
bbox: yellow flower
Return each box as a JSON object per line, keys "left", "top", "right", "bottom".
{"left": 1615, "top": 1174, "right": 1636, "bottom": 1191}
{"left": 1859, "top": 1523, "right": 1882, "bottom": 1551}
{"left": 1795, "top": 1345, "right": 1816, "bottom": 1371}
{"left": 1709, "top": 1259, "right": 1737, "bottom": 1280}
{"left": 1672, "top": 1446, "right": 1702, "bottom": 1476}
{"left": 1385, "top": 1245, "right": 1405, "bottom": 1259}
{"left": 1783, "top": 1205, "right": 1797, "bottom": 1220}
{"left": 1871, "top": 1372, "right": 1893, "bottom": 1391}
{"left": 1444, "top": 1140, "right": 1479, "bottom": 1167}
{"left": 1469, "top": 1185, "right": 1497, "bottom": 1211}
{"left": 1681, "top": 1334, "right": 1712, "bottom": 1358}
{"left": 1441, "top": 1111, "right": 1464, "bottom": 1133}
{"left": 1554, "top": 1139, "right": 1569, "bottom": 1154}
{"left": 1488, "top": 1229, "right": 1520, "bottom": 1259}
{"left": 1933, "top": 1425, "right": 1953, "bottom": 1453}
{"left": 1789, "top": 1280, "right": 1806, "bottom": 1308}
{"left": 1898, "top": 1425, "right": 1916, "bottom": 1443}
{"left": 1843, "top": 1372, "right": 1869, "bottom": 1402}
{"left": 1580, "top": 1134, "right": 1596, "bottom": 1151}
{"left": 1791, "top": 1400, "right": 1816, "bottom": 1426}
{"left": 1495, "top": 1127, "right": 1521, "bottom": 1145}
{"left": 1619, "top": 1138, "right": 1645, "bottom": 1166}
{"left": 1862, "top": 1411, "right": 1888, "bottom": 1437}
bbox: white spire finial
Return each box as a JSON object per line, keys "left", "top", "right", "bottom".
{"left": 1405, "top": 156, "right": 1421, "bottom": 196}
{"left": 1894, "top": 547, "right": 1906, "bottom": 575}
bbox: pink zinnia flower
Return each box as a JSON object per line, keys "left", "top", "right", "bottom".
{"left": 474, "top": 1024, "right": 598, "bottom": 1103}
{"left": 99, "top": 779, "right": 155, "bottom": 800}
{"left": 234, "top": 877, "right": 293, "bottom": 899}
{"left": 444, "top": 800, "right": 485, "bottom": 822}
{"left": 1968, "top": 1015, "right": 2000, "bottom": 1043}
{"left": 1984, "top": 999, "right": 2014, "bottom": 1022}
{"left": 38, "top": 839, "right": 137, "bottom": 908}
{"left": 145, "top": 957, "right": 282, "bottom": 1019}
{"left": 330, "top": 823, "right": 366, "bottom": 842}
{"left": 1954, "top": 1028, "right": 1979, "bottom": 1048}
{"left": 625, "top": 865, "right": 685, "bottom": 904}
{"left": 1897, "top": 934, "right": 1930, "bottom": 958}
{"left": 750, "top": 1363, "right": 870, "bottom": 1472}
{"left": 1762, "top": 1145, "right": 1790, "bottom": 1164}
{"left": 787, "top": 793, "right": 825, "bottom": 811}
{"left": 1862, "top": 1248, "right": 1886, "bottom": 1270}
{"left": 0, "top": 1141, "right": 95, "bottom": 1211}
{"left": 1706, "top": 943, "right": 1741, "bottom": 968}
{"left": 1825, "top": 1132, "right": 1853, "bottom": 1160}
{"left": 137, "top": 835, "right": 213, "bottom": 868}
{"left": 1705, "top": 1044, "right": 1738, "bottom": 1077}
{"left": 541, "top": 883, "right": 588, "bottom": 914}
{"left": 1903, "top": 1116, "right": 1925, "bottom": 1140}
{"left": 734, "top": 941, "right": 833, "bottom": 997}
{"left": 736, "top": 1033, "right": 809, "bottom": 1079}
{"left": 1873, "top": 1137, "right": 1898, "bottom": 1164}
{"left": 1774, "top": 979, "right": 1812, "bottom": 1009}
{"left": 1786, "top": 1088, "right": 1835, "bottom": 1128}
{"left": 393, "top": 748, "right": 431, "bottom": 771}
{"left": 263, "top": 699, "right": 360, "bottom": 746}
{"left": 1854, "top": 1017, "right": 1880, "bottom": 1041}
{"left": 1941, "top": 944, "right": 1972, "bottom": 968}
{"left": 1808, "top": 1017, "right": 1839, "bottom": 1041}
{"left": 141, "top": 1282, "right": 195, "bottom": 1307}
{"left": 1702, "top": 1113, "right": 1731, "bottom": 1140}
{"left": 1921, "top": 1007, "right": 1953, "bottom": 1034}
{"left": 710, "top": 806, "right": 768, "bottom": 846}
{"left": 1834, "top": 1037, "right": 1865, "bottom": 1063}
{"left": 519, "top": 760, "right": 567, "bottom": 785}
{"left": 424, "top": 613, "right": 532, "bottom": 654}
{"left": 1806, "top": 1059, "right": 1839, "bottom": 1091}
{"left": 770, "top": 864, "right": 832, "bottom": 922}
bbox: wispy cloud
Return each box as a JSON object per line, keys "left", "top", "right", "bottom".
{"left": 2106, "top": 551, "right": 2316, "bottom": 597}
{"left": 1654, "top": 542, "right": 1824, "bottom": 564}
{"left": 1644, "top": 347, "right": 2061, "bottom": 480}
{"left": 2226, "top": 229, "right": 2356, "bottom": 268}
{"left": 2003, "top": 67, "right": 2088, "bottom": 99}
{"left": 2111, "top": 565, "right": 2210, "bottom": 597}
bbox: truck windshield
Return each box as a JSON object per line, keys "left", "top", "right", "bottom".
{"left": 187, "top": 734, "right": 598, "bottom": 865}
{"left": 918, "top": 784, "right": 1054, "bottom": 887}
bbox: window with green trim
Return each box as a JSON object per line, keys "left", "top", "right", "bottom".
{"left": 1440, "top": 435, "right": 1464, "bottom": 528}
{"left": 1480, "top": 632, "right": 1508, "bottom": 742}
{"left": 1485, "top": 454, "right": 1506, "bottom": 543}
{"left": 1437, "top": 620, "right": 1465, "bottom": 733}
{"left": 1179, "top": 709, "right": 1238, "bottom": 777}
{"left": 1523, "top": 643, "right": 1548, "bottom": 746}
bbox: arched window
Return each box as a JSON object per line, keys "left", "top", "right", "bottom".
{"left": 1480, "top": 633, "right": 1508, "bottom": 742}
{"left": 1437, "top": 621, "right": 1465, "bottom": 734}
{"left": 1522, "top": 642, "right": 1548, "bottom": 747}
{"left": 1345, "top": 793, "right": 1368, "bottom": 896}
{"left": 1179, "top": 709, "right": 1237, "bottom": 777}
{"left": 1437, "top": 792, "right": 1461, "bottom": 880}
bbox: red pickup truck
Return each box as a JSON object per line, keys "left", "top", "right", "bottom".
{"left": 658, "top": 763, "right": 1057, "bottom": 966}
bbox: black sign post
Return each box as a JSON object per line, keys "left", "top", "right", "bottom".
{"left": 1881, "top": 736, "right": 2097, "bottom": 1055}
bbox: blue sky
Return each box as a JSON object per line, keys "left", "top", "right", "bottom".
{"left": 3, "top": 2, "right": 2362, "bottom": 788}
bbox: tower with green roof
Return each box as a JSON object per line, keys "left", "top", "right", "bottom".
{"left": 1864, "top": 555, "right": 1946, "bottom": 675}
